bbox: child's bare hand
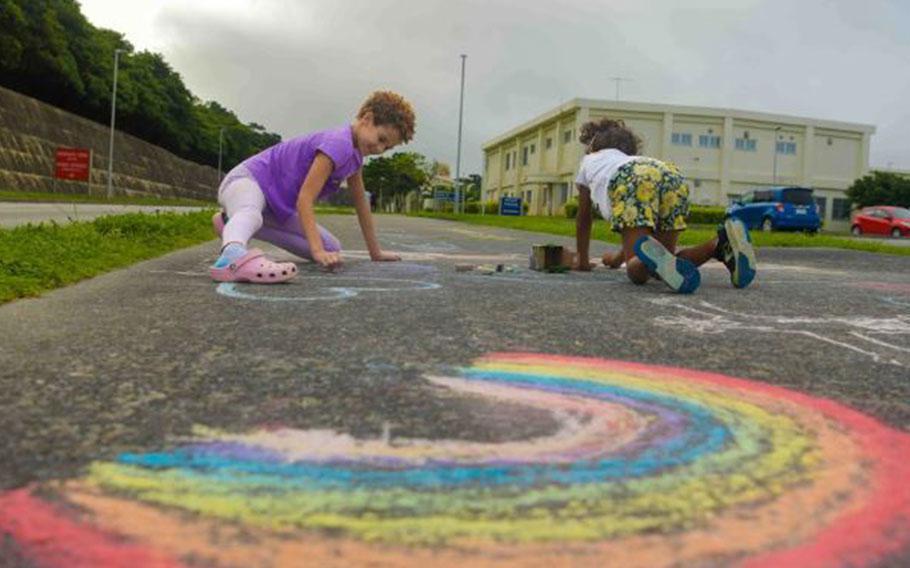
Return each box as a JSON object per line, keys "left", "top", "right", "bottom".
{"left": 370, "top": 250, "right": 401, "bottom": 262}
{"left": 602, "top": 251, "right": 624, "bottom": 269}
{"left": 313, "top": 250, "right": 342, "bottom": 269}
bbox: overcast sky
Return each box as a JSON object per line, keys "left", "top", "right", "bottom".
{"left": 79, "top": 0, "right": 910, "bottom": 174}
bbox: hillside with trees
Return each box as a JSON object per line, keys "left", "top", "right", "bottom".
{"left": 0, "top": 0, "right": 280, "bottom": 170}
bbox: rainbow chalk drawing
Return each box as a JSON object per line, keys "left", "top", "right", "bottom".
{"left": 2, "top": 353, "right": 909, "bottom": 567}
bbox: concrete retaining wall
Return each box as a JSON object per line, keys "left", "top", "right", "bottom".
{"left": 0, "top": 86, "right": 218, "bottom": 201}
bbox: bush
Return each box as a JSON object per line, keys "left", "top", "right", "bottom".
{"left": 847, "top": 172, "right": 910, "bottom": 208}
{"left": 563, "top": 199, "right": 604, "bottom": 220}
{"left": 563, "top": 199, "right": 725, "bottom": 225}
{"left": 464, "top": 201, "right": 499, "bottom": 214}
{"left": 687, "top": 205, "right": 727, "bottom": 225}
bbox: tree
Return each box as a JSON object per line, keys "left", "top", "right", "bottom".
{"left": 457, "top": 173, "right": 482, "bottom": 201}
{"left": 362, "top": 152, "right": 430, "bottom": 211}
{"left": 847, "top": 172, "right": 910, "bottom": 208}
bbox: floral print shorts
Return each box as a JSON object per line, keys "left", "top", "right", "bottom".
{"left": 609, "top": 158, "right": 690, "bottom": 232}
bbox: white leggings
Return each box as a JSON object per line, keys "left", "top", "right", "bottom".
{"left": 218, "top": 165, "right": 340, "bottom": 259}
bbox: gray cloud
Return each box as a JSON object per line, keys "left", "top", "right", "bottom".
{"left": 140, "top": 0, "right": 909, "bottom": 172}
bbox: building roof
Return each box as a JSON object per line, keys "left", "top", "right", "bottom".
{"left": 482, "top": 98, "right": 876, "bottom": 150}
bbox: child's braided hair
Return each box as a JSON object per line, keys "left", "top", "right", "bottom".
{"left": 579, "top": 117, "right": 640, "bottom": 155}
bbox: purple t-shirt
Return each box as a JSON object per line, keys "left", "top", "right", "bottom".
{"left": 242, "top": 125, "right": 363, "bottom": 222}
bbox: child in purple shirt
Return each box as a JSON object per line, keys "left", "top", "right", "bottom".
{"left": 210, "top": 91, "right": 415, "bottom": 283}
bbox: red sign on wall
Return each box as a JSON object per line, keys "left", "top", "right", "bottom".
{"left": 54, "top": 148, "right": 91, "bottom": 181}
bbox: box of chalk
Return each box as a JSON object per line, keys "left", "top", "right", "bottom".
{"left": 529, "top": 244, "right": 567, "bottom": 272}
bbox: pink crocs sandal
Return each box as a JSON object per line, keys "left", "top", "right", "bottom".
{"left": 212, "top": 211, "right": 226, "bottom": 237}
{"left": 210, "top": 248, "right": 297, "bottom": 283}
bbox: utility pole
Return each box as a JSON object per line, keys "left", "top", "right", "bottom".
{"left": 455, "top": 54, "right": 467, "bottom": 214}
{"left": 106, "top": 48, "right": 125, "bottom": 199}
{"left": 218, "top": 127, "right": 225, "bottom": 183}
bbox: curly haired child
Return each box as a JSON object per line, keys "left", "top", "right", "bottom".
{"left": 573, "top": 117, "right": 756, "bottom": 293}
{"left": 210, "top": 91, "right": 416, "bottom": 283}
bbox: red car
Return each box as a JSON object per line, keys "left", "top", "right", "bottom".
{"left": 851, "top": 206, "right": 910, "bottom": 238}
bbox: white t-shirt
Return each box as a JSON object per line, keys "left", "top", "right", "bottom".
{"left": 574, "top": 149, "right": 638, "bottom": 219}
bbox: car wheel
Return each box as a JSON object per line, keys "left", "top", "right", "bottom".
{"left": 851, "top": 225, "right": 862, "bottom": 236}
{"left": 761, "top": 218, "right": 774, "bottom": 232}
{"left": 892, "top": 228, "right": 902, "bottom": 238}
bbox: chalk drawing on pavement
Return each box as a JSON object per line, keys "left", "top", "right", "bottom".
{"left": 2, "top": 353, "right": 909, "bottom": 567}
{"left": 216, "top": 276, "right": 442, "bottom": 303}
{"left": 649, "top": 297, "right": 910, "bottom": 367}
{"left": 345, "top": 249, "right": 525, "bottom": 263}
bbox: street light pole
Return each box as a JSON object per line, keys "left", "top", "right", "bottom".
{"left": 106, "top": 48, "right": 124, "bottom": 199}
{"left": 217, "top": 127, "right": 225, "bottom": 183}
{"left": 455, "top": 54, "right": 467, "bottom": 214}
{"left": 773, "top": 126, "right": 781, "bottom": 185}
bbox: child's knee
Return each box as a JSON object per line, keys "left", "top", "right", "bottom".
{"left": 322, "top": 234, "right": 342, "bottom": 252}
{"left": 234, "top": 206, "right": 263, "bottom": 225}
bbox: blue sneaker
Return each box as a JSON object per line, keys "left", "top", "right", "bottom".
{"left": 716, "top": 218, "right": 757, "bottom": 289}
{"left": 634, "top": 236, "right": 701, "bottom": 294}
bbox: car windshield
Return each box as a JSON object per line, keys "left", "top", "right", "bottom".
{"left": 891, "top": 208, "right": 910, "bottom": 219}
{"left": 782, "top": 188, "right": 814, "bottom": 205}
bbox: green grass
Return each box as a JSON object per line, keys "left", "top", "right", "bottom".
{"left": 0, "top": 190, "right": 356, "bottom": 215}
{"left": 0, "top": 210, "right": 218, "bottom": 304}
{"left": 312, "top": 205, "right": 355, "bottom": 215}
{"left": 0, "top": 190, "right": 214, "bottom": 207}
{"left": 407, "top": 212, "right": 910, "bottom": 256}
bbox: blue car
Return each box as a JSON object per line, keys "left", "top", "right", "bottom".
{"left": 727, "top": 187, "right": 822, "bottom": 233}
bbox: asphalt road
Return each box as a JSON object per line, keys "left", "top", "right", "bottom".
{"left": 1, "top": 214, "right": 908, "bottom": 567}
{"left": 0, "top": 202, "right": 206, "bottom": 227}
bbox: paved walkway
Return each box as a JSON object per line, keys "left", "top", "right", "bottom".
{"left": 1, "top": 215, "right": 908, "bottom": 567}
{"left": 0, "top": 202, "right": 206, "bottom": 227}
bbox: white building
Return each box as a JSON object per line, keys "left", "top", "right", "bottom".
{"left": 482, "top": 99, "right": 875, "bottom": 230}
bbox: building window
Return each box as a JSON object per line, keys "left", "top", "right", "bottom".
{"left": 776, "top": 141, "right": 797, "bottom": 155}
{"left": 522, "top": 146, "right": 529, "bottom": 166}
{"left": 530, "top": 143, "right": 536, "bottom": 154}
{"left": 832, "top": 198, "right": 851, "bottom": 220}
{"left": 505, "top": 153, "right": 511, "bottom": 170}
{"left": 814, "top": 196, "right": 827, "bottom": 219}
{"left": 698, "top": 135, "right": 721, "bottom": 149}
{"left": 671, "top": 133, "right": 692, "bottom": 146}
{"left": 545, "top": 137, "right": 553, "bottom": 149}
{"left": 735, "top": 138, "right": 757, "bottom": 151}
{"left": 563, "top": 130, "right": 573, "bottom": 143}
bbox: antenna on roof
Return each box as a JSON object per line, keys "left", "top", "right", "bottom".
{"left": 609, "top": 77, "right": 632, "bottom": 101}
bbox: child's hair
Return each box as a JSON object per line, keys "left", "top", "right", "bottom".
{"left": 357, "top": 91, "right": 416, "bottom": 143}
{"left": 579, "top": 118, "right": 640, "bottom": 155}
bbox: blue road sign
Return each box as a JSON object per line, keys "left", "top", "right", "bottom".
{"left": 500, "top": 196, "right": 522, "bottom": 216}
{"left": 434, "top": 189, "right": 465, "bottom": 203}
